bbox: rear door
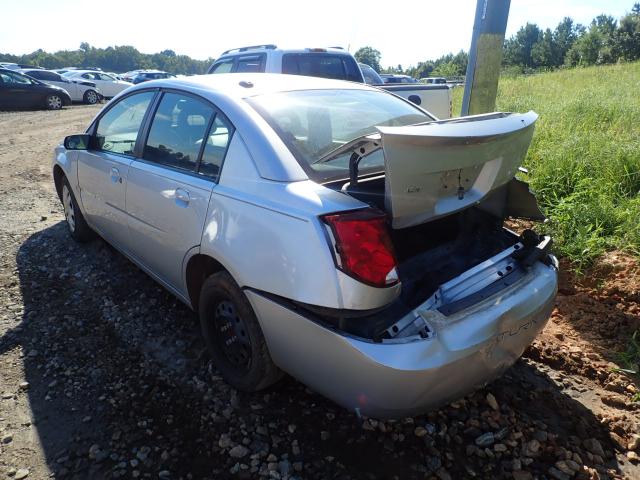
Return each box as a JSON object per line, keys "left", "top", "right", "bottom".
{"left": 76, "top": 90, "right": 156, "bottom": 247}
{"left": 97, "top": 73, "right": 121, "bottom": 97}
{"left": 125, "top": 91, "right": 233, "bottom": 292}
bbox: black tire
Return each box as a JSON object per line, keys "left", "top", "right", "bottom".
{"left": 45, "top": 94, "right": 63, "bottom": 110}
{"left": 199, "top": 272, "right": 283, "bottom": 391}
{"left": 83, "top": 90, "right": 99, "bottom": 105}
{"left": 61, "top": 177, "right": 95, "bottom": 242}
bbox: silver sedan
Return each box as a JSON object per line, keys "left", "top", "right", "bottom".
{"left": 53, "top": 74, "right": 557, "bottom": 418}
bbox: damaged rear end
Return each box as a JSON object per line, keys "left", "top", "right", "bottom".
{"left": 247, "top": 90, "right": 557, "bottom": 417}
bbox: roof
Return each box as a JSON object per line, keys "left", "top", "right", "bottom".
{"left": 129, "top": 73, "right": 374, "bottom": 100}
{"left": 218, "top": 45, "right": 348, "bottom": 56}
{"left": 120, "top": 73, "right": 380, "bottom": 183}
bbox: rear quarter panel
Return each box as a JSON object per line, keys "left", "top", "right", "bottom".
{"left": 200, "top": 135, "right": 397, "bottom": 309}
{"left": 198, "top": 133, "right": 387, "bottom": 309}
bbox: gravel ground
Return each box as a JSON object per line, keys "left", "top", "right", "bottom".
{"left": 0, "top": 106, "right": 639, "bottom": 480}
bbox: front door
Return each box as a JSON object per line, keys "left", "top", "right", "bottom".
{"left": 125, "top": 91, "right": 220, "bottom": 292}
{"left": 76, "top": 90, "right": 156, "bottom": 248}
{"left": 0, "top": 71, "right": 40, "bottom": 108}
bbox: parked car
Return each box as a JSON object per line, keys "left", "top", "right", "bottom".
{"left": 421, "top": 76, "right": 448, "bottom": 85}
{"left": 380, "top": 74, "right": 419, "bottom": 84}
{"left": 359, "top": 62, "right": 384, "bottom": 85}
{"left": 63, "top": 66, "right": 102, "bottom": 71}
{"left": 206, "top": 45, "right": 453, "bottom": 118}
{"left": 121, "top": 69, "right": 145, "bottom": 82}
{"left": 54, "top": 73, "right": 557, "bottom": 417}
{"left": 63, "top": 70, "right": 132, "bottom": 98}
{"left": 0, "top": 68, "right": 71, "bottom": 110}
{"left": 21, "top": 69, "right": 102, "bottom": 104}
{"left": 106, "top": 72, "right": 123, "bottom": 81}
{"left": 130, "top": 70, "right": 176, "bottom": 84}
{"left": 0, "top": 62, "right": 20, "bottom": 70}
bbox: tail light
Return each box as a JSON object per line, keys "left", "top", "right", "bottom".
{"left": 322, "top": 209, "right": 398, "bottom": 288}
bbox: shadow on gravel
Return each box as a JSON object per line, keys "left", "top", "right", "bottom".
{"left": 1, "top": 222, "right": 623, "bottom": 479}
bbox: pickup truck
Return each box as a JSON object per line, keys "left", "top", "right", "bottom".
{"left": 206, "top": 45, "right": 452, "bottom": 119}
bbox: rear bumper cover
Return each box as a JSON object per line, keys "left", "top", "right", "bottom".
{"left": 247, "top": 260, "right": 557, "bottom": 418}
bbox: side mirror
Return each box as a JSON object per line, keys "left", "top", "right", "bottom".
{"left": 64, "top": 134, "right": 91, "bottom": 150}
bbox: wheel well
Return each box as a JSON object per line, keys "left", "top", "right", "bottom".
{"left": 186, "top": 254, "right": 227, "bottom": 311}
{"left": 53, "top": 165, "right": 65, "bottom": 201}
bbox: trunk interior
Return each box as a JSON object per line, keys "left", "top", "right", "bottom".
{"left": 322, "top": 177, "right": 521, "bottom": 341}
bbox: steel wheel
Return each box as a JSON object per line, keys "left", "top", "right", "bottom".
{"left": 62, "top": 184, "right": 76, "bottom": 233}
{"left": 212, "top": 300, "right": 252, "bottom": 371}
{"left": 85, "top": 90, "right": 98, "bottom": 104}
{"left": 46, "top": 95, "right": 63, "bottom": 110}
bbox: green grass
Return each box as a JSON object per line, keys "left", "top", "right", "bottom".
{"left": 613, "top": 330, "right": 640, "bottom": 401}
{"left": 452, "top": 63, "right": 640, "bottom": 268}
{"left": 614, "top": 330, "right": 640, "bottom": 371}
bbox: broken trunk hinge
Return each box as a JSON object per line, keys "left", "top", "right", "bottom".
{"left": 349, "top": 151, "right": 362, "bottom": 188}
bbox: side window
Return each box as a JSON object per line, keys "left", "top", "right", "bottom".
{"left": 4, "top": 72, "right": 32, "bottom": 85}
{"left": 95, "top": 91, "right": 155, "bottom": 155}
{"left": 81, "top": 73, "right": 94, "bottom": 80}
{"left": 236, "top": 55, "right": 264, "bottom": 73}
{"left": 40, "top": 71, "right": 59, "bottom": 81}
{"left": 209, "top": 59, "right": 234, "bottom": 74}
{"left": 99, "top": 73, "right": 114, "bottom": 81}
{"left": 199, "top": 114, "right": 234, "bottom": 181}
{"left": 143, "top": 92, "right": 214, "bottom": 172}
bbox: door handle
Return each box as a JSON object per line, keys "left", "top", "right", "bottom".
{"left": 175, "top": 188, "right": 190, "bottom": 205}
{"left": 110, "top": 167, "right": 122, "bottom": 183}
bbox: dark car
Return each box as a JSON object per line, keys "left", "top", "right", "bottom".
{"left": 131, "top": 71, "right": 176, "bottom": 84}
{"left": 0, "top": 68, "right": 72, "bottom": 110}
{"left": 380, "top": 74, "right": 419, "bottom": 84}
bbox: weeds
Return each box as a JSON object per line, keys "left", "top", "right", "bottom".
{"left": 615, "top": 330, "right": 640, "bottom": 375}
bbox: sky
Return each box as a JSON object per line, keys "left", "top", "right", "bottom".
{"left": 0, "top": 0, "right": 634, "bottom": 68}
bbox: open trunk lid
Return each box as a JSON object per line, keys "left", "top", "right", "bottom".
{"left": 376, "top": 111, "right": 537, "bottom": 229}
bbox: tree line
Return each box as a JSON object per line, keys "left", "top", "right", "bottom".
{"left": 2, "top": 3, "right": 639, "bottom": 76}
{"left": 0, "top": 43, "right": 212, "bottom": 74}
{"left": 355, "top": 2, "right": 640, "bottom": 78}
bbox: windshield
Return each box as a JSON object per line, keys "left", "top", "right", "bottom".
{"left": 247, "top": 89, "right": 432, "bottom": 181}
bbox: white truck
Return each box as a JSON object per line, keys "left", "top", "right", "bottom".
{"left": 206, "top": 45, "right": 452, "bottom": 119}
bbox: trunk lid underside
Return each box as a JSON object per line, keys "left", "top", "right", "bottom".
{"left": 342, "top": 111, "right": 539, "bottom": 229}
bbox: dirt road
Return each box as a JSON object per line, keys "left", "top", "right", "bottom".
{"left": 0, "top": 106, "right": 638, "bottom": 480}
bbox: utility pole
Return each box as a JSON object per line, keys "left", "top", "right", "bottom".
{"left": 461, "top": 0, "right": 511, "bottom": 116}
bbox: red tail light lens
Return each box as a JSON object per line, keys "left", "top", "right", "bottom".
{"left": 322, "top": 209, "right": 398, "bottom": 288}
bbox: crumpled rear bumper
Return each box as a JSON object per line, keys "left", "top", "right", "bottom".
{"left": 246, "top": 260, "right": 557, "bottom": 418}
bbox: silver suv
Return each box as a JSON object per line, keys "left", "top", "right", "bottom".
{"left": 54, "top": 73, "right": 557, "bottom": 418}
{"left": 207, "top": 45, "right": 364, "bottom": 82}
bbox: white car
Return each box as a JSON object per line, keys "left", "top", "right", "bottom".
{"left": 21, "top": 69, "right": 102, "bottom": 104}
{"left": 63, "top": 70, "right": 132, "bottom": 98}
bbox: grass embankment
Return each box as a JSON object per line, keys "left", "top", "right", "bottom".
{"left": 452, "top": 63, "right": 640, "bottom": 268}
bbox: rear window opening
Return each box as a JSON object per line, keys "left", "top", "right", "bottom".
{"left": 246, "top": 88, "right": 432, "bottom": 182}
